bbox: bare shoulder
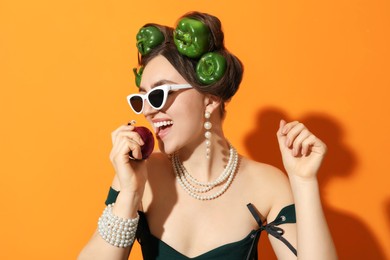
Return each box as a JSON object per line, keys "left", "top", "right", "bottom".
{"left": 238, "top": 156, "right": 294, "bottom": 219}
{"left": 239, "top": 156, "right": 291, "bottom": 194}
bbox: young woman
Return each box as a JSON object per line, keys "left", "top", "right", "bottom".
{"left": 79, "top": 11, "right": 337, "bottom": 260}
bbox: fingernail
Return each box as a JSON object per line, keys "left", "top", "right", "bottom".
{"left": 128, "top": 120, "right": 136, "bottom": 126}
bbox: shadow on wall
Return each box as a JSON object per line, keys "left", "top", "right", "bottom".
{"left": 385, "top": 198, "right": 390, "bottom": 242}
{"left": 243, "top": 107, "right": 386, "bottom": 259}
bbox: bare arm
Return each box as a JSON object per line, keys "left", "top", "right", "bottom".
{"left": 289, "top": 176, "right": 335, "bottom": 259}
{"left": 77, "top": 186, "right": 141, "bottom": 260}
{"left": 78, "top": 124, "right": 148, "bottom": 260}
{"left": 270, "top": 120, "right": 337, "bottom": 260}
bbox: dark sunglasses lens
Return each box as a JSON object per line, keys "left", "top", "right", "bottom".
{"left": 148, "top": 89, "right": 164, "bottom": 109}
{"left": 129, "top": 96, "right": 143, "bottom": 113}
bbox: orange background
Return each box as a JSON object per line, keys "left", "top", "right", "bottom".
{"left": 1, "top": 0, "right": 389, "bottom": 259}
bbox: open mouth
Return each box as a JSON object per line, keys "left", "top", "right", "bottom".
{"left": 153, "top": 120, "right": 173, "bottom": 137}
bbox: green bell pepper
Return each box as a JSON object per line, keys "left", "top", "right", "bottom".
{"left": 196, "top": 52, "right": 226, "bottom": 85}
{"left": 174, "top": 18, "right": 210, "bottom": 59}
{"left": 136, "top": 26, "right": 164, "bottom": 55}
{"left": 133, "top": 66, "right": 144, "bottom": 87}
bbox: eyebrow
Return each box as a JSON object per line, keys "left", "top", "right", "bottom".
{"left": 139, "top": 79, "right": 178, "bottom": 92}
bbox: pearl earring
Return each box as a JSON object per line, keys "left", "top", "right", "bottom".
{"left": 204, "top": 111, "right": 212, "bottom": 159}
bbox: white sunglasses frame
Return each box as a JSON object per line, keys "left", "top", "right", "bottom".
{"left": 126, "top": 84, "right": 193, "bottom": 114}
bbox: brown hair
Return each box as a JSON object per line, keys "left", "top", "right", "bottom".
{"left": 138, "top": 12, "right": 244, "bottom": 117}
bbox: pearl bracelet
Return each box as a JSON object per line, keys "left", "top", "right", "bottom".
{"left": 97, "top": 203, "right": 139, "bottom": 248}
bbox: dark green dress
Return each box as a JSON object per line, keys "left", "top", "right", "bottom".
{"left": 105, "top": 187, "right": 297, "bottom": 259}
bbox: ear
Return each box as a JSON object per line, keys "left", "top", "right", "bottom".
{"left": 204, "top": 94, "right": 222, "bottom": 114}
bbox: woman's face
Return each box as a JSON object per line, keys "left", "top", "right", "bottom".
{"left": 140, "top": 55, "right": 206, "bottom": 154}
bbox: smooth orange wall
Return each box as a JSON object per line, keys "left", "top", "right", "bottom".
{"left": 1, "top": 0, "right": 389, "bottom": 259}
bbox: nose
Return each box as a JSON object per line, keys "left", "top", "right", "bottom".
{"left": 142, "top": 101, "right": 157, "bottom": 117}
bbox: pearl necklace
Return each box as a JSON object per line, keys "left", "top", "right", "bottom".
{"left": 172, "top": 143, "right": 239, "bottom": 200}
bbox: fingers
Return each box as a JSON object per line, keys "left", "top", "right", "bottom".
{"left": 111, "top": 124, "right": 133, "bottom": 145}
{"left": 110, "top": 123, "right": 145, "bottom": 162}
{"left": 117, "top": 137, "right": 143, "bottom": 160}
{"left": 278, "top": 120, "right": 320, "bottom": 156}
{"left": 111, "top": 124, "right": 144, "bottom": 147}
{"left": 277, "top": 119, "right": 287, "bottom": 151}
{"left": 277, "top": 120, "right": 301, "bottom": 149}
{"left": 293, "top": 130, "right": 314, "bottom": 156}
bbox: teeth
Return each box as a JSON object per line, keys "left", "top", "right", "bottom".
{"left": 153, "top": 121, "right": 173, "bottom": 128}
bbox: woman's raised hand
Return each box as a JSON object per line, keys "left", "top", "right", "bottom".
{"left": 109, "top": 124, "right": 148, "bottom": 193}
{"left": 277, "top": 120, "right": 327, "bottom": 180}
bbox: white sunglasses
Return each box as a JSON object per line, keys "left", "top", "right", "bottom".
{"left": 127, "top": 84, "right": 193, "bottom": 114}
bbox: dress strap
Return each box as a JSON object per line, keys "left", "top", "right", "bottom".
{"left": 247, "top": 203, "right": 263, "bottom": 226}
{"left": 246, "top": 203, "right": 297, "bottom": 256}
{"left": 105, "top": 186, "right": 119, "bottom": 205}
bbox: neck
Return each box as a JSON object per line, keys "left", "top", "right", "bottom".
{"left": 172, "top": 137, "right": 238, "bottom": 201}
{"left": 175, "top": 131, "right": 231, "bottom": 183}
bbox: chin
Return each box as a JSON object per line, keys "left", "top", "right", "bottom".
{"left": 157, "top": 139, "right": 178, "bottom": 155}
